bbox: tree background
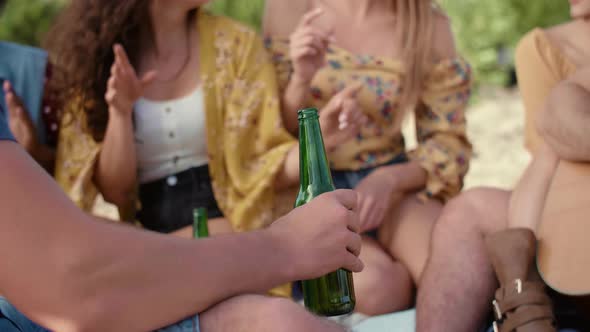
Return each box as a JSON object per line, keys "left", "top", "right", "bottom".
{"left": 0, "top": 0, "right": 570, "bottom": 85}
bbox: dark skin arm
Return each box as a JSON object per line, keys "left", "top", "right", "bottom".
{"left": 0, "top": 141, "right": 363, "bottom": 332}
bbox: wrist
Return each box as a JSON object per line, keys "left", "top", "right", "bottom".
{"left": 108, "top": 106, "right": 133, "bottom": 122}
{"left": 290, "top": 72, "right": 312, "bottom": 87}
{"left": 375, "top": 166, "right": 401, "bottom": 187}
{"left": 263, "top": 225, "right": 298, "bottom": 283}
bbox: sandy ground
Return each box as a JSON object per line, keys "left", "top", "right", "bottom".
{"left": 94, "top": 87, "right": 531, "bottom": 218}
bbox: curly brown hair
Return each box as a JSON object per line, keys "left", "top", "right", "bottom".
{"left": 43, "top": 1, "right": 153, "bottom": 141}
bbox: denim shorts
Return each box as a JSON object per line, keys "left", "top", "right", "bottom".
{"left": 331, "top": 154, "right": 407, "bottom": 238}
{"left": 138, "top": 165, "right": 223, "bottom": 233}
{"left": 331, "top": 154, "right": 408, "bottom": 190}
{"left": 0, "top": 297, "right": 200, "bottom": 332}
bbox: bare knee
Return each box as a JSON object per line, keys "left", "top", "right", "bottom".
{"left": 435, "top": 188, "right": 510, "bottom": 238}
{"left": 201, "top": 295, "right": 340, "bottom": 332}
{"left": 355, "top": 261, "right": 414, "bottom": 315}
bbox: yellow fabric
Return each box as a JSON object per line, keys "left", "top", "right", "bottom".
{"left": 55, "top": 11, "right": 296, "bottom": 297}
{"left": 267, "top": 39, "right": 472, "bottom": 201}
{"left": 515, "top": 28, "right": 577, "bottom": 154}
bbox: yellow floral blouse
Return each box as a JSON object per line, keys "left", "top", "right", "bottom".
{"left": 266, "top": 39, "right": 473, "bottom": 201}
{"left": 55, "top": 11, "right": 297, "bottom": 233}
{"left": 55, "top": 11, "right": 297, "bottom": 297}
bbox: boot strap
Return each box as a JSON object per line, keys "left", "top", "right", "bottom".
{"left": 492, "top": 279, "right": 555, "bottom": 332}
{"left": 494, "top": 305, "right": 555, "bottom": 332}
{"left": 493, "top": 281, "right": 552, "bottom": 319}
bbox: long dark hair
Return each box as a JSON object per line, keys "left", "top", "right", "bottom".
{"left": 44, "top": 1, "right": 153, "bottom": 140}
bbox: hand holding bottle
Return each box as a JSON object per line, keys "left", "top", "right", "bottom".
{"left": 270, "top": 190, "right": 363, "bottom": 280}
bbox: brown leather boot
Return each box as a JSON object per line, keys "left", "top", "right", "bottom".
{"left": 485, "top": 228, "right": 556, "bottom": 332}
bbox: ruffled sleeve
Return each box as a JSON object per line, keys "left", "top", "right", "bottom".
{"left": 409, "top": 58, "right": 473, "bottom": 202}
{"left": 199, "top": 14, "right": 296, "bottom": 232}
{"left": 263, "top": 37, "right": 292, "bottom": 93}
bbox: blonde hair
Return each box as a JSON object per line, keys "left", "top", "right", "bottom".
{"left": 394, "top": 0, "right": 439, "bottom": 117}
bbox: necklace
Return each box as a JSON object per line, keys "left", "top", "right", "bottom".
{"left": 151, "top": 24, "right": 193, "bottom": 83}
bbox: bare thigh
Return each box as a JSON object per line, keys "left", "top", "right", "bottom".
{"left": 200, "top": 295, "right": 343, "bottom": 332}
{"left": 446, "top": 188, "right": 512, "bottom": 236}
{"left": 353, "top": 236, "right": 413, "bottom": 315}
{"left": 378, "top": 194, "right": 443, "bottom": 284}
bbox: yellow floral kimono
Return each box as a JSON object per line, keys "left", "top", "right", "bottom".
{"left": 55, "top": 11, "right": 296, "bottom": 295}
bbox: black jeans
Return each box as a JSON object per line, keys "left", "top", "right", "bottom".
{"left": 137, "top": 165, "right": 223, "bottom": 233}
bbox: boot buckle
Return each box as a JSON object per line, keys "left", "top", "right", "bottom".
{"left": 493, "top": 299, "right": 502, "bottom": 320}
{"left": 493, "top": 321, "right": 500, "bottom": 332}
{"left": 515, "top": 279, "right": 522, "bottom": 293}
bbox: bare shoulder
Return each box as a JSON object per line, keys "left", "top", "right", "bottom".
{"left": 544, "top": 21, "right": 577, "bottom": 49}
{"left": 431, "top": 11, "right": 458, "bottom": 60}
{"left": 262, "top": 0, "right": 310, "bottom": 38}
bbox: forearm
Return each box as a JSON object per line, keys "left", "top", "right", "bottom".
{"left": 95, "top": 110, "right": 137, "bottom": 206}
{"left": 379, "top": 161, "right": 428, "bottom": 194}
{"left": 282, "top": 76, "right": 310, "bottom": 134}
{"left": 0, "top": 144, "right": 293, "bottom": 331}
{"left": 274, "top": 145, "right": 300, "bottom": 190}
{"left": 508, "top": 143, "right": 559, "bottom": 231}
{"left": 57, "top": 222, "right": 291, "bottom": 331}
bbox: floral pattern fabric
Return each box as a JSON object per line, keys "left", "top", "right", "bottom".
{"left": 266, "top": 38, "right": 473, "bottom": 201}
{"left": 55, "top": 11, "right": 297, "bottom": 297}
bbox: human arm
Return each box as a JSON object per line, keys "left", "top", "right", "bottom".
{"left": 514, "top": 29, "right": 565, "bottom": 153}
{"left": 508, "top": 142, "right": 559, "bottom": 231}
{"left": 94, "top": 45, "right": 156, "bottom": 208}
{"left": 3, "top": 80, "right": 56, "bottom": 172}
{"left": 537, "top": 67, "right": 590, "bottom": 161}
{"left": 0, "top": 138, "right": 363, "bottom": 332}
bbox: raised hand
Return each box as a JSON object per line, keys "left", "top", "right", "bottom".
{"left": 105, "top": 44, "right": 157, "bottom": 117}
{"left": 270, "top": 190, "right": 363, "bottom": 280}
{"left": 320, "top": 84, "right": 368, "bottom": 151}
{"left": 3, "top": 81, "right": 38, "bottom": 154}
{"left": 290, "top": 8, "right": 333, "bottom": 84}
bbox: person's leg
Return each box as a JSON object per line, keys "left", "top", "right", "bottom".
{"left": 353, "top": 236, "right": 414, "bottom": 316}
{"left": 377, "top": 194, "right": 443, "bottom": 284}
{"left": 200, "top": 295, "right": 344, "bottom": 332}
{"left": 415, "top": 188, "right": 511, "bottom": 332}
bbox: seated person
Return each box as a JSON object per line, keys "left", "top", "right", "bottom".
{"left": 264, "top": 0, "right": 473, "bottom": 315}
{"left": 416, "top": 0, "right": 590, "bottom": 329}
{"left": 0, "top": 41, "right": 59, "bottom": 172}
{"left": 0, "top": 111, "right": 364, "bottom": 331}
{"left": 48, "top": 0, "right": 357, "bottom": 253}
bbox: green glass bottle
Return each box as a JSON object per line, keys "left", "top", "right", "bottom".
{"left": 192, "top": 207, "right": 209, "bottom": 239}
{"left": 294, "top": 108, "right": 355, "bottom": 316}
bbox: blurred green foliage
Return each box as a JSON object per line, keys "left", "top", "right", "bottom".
{"left": 0, "top": 0, "right": 65, "bottom": 46}
{"left": 0, "top": 0, "right": 571, "bottom": 85}
{"left": 440, "top": 0, "right": 570, "bottom": 85}
{"left": 208, "top": 0, "right": 265, "bottom": 31}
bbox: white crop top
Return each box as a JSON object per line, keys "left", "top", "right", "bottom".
{"left": 134, "top": 87, "right": 207, "bottom": 184}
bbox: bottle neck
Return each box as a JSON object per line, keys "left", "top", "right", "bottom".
{"left": 298, "top": 115, "right": 333, "bottom": 192}
{"left": 193, "top": 208, "right": 209, "bottom": 239}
